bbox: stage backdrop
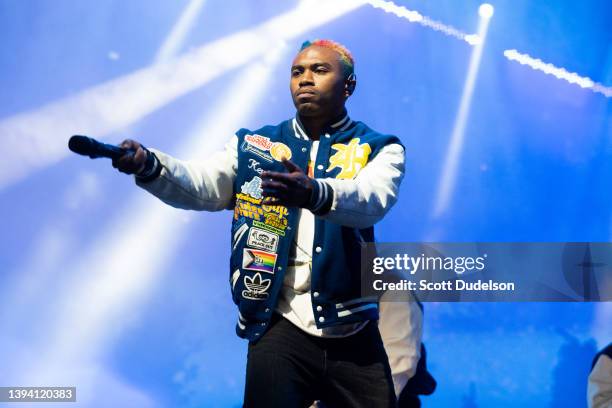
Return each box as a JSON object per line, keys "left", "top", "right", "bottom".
{"left": 0, "top": 0, "right": 610, "bottom": 407}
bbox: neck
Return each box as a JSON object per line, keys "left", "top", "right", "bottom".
{"left": 299, "top": 108, "right": 347, "bottom": 141}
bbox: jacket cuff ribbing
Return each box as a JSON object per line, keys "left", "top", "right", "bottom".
{"left": 309, "top": 179, "right": 334, "bottom": 215}
{"left": 135, "top": 149, "right": 162, "bottom": 183}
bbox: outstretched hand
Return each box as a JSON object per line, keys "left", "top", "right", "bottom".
{"left": 261, "top": 159, "right": 313, "bottom": 208}
{"left": 112, "top": 139, "right": 147, "bottom": 175}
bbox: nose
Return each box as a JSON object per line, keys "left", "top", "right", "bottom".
{"left": 299, "top": 69, "right": 314, "bottom": 87}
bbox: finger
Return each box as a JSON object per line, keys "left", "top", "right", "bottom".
{"left": 262, "top": 194, "right": 291, "bottom": 206}
{"left": 282, "top": 159, "right": 302, "bottom": 173}
{"left": 262, "top": 172, "right": 297, "bottom": 185}
{"left": 119, "top": 139, "right": 133, "bottom": 149}
{"left": 261, "top": 179, "right": 287, "bottom": 191}
{"left": 262, "top": 193, "right": 280, "bottom": 201}
{"left": 115, "top": 152, "right": 138, "bottom": 173}
{"left": 262, "top": 196, "right": 282, "bottom": 205}
{"left": 134, "top": 146, "right": 147, "bottom": 164}
{"left": 261, "top": 170, "right": 284, "bottom": 179}
{"left": 262, "top": 192, "right": 287, "bottom": 205}
{"left": 262, "top": 187, "right": 284, "bottom": 199}
{"left": 115, "top": 152, "right": 134, "bottom": 167}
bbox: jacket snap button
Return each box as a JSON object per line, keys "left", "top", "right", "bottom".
{"left": 316, "top": 305, "right": 323, "bottom": 312}
{"left": 319, "top": 316, "right": 325, "bottom": 323}
{"left": 313, "top": 292, "right": 320, "bottom": 298}
{"left": 315, "top": 246, "right": 322, "bottom": 253}
{"left": 317, "top": 164, "right": 324, "bottom": 170}
{"left": 301, "top": 147, "right": 307, "bottom": 152}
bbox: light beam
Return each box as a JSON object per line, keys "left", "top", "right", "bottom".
{"left": 433, "top": 5, "right": 493, "bottom": 218}
{"left": 0, "top": 0, "right": 365, "bottom": 190}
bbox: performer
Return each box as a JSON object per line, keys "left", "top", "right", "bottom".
{"left": 588, "top": 343, "right": 612, "bottom": 408}
{"left": 112, "top": 39, "right": 405, "bottom": 407}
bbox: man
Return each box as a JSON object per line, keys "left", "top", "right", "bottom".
{"left": 588, "top": 343, "right": 612, "bottom": 408}
{"left": 113, "top": 39, "right": 405, "bottom": 407}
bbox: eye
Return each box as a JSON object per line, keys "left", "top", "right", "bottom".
{"left": 291, "top": 69, "right": 302, "bottom": 77}
{"left": 315, "top": 67, "right": 329, "bottom": 74}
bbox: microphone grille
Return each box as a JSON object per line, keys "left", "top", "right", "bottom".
{"left": 68, "top": 135, "right": 94, "bottom": 155}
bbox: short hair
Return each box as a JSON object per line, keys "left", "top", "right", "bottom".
{"left": 300, "top": 39, "right": 354, "bottom": 78}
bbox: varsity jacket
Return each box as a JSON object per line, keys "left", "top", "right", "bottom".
{"left": 136, "top": 115, "right": 405, "bottom": 341}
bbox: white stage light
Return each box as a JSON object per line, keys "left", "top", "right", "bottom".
{"left": 478, "top": 3, "right": 494, "bottom": 19}
{"left": 366, "top": 0, "right": 481, "bottom": 45}
{"left": 155, "top": 0, "right": 207, "bottom": 63}
{"left": 0, "top": 0, "right": 365, "bottom": 191}
{"left": 3, "top": 0, "right": 366, "bottom": 390}
{"left": 11, "top": 44, "right": 287, "bottom": 389}
{"left": 433, "top": 6, "right": 493, "bottom": 218}
{"left": 592, "top": 303, "right": 612, "bottom": 350}
{"left": 504, "top": 49, "right": 612, "bottom": 98}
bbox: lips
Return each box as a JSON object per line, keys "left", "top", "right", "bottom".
{"left": 296, "top": 88, "right": 317, "bottom": 97}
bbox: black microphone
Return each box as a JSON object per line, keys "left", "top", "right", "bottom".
{"left": 68, "top": 135, "right": 134, "bottom": 159}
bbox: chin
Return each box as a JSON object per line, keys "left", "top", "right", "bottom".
{"left": 297, "top": 103, "right": 320, "bottom": 116}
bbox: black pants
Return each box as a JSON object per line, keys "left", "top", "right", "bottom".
{"left": 244, "top": 315, "right": 396, "bottom": 407}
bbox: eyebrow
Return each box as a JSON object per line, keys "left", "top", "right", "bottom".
{"left": 291, "top": 62, "right": 334, "bottom": 70}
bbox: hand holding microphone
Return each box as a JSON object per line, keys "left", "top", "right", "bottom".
{"left": 68, "top": 135, "right": 160, "bottom": 179}
{"left": 111, "top": 139, "right": 147, "bottom": 175}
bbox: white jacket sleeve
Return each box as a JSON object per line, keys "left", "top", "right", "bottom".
{"left": 588, "top": 354, "right": 612, "bottom": 408}
{"left": 378, "top": 291, "right": 423, "bottom": 399}
{"left": 135, "top": 136, "right": 238, "bottom": 211}
{"left": 319, "top": 143, "right": 405, "bottom": 229}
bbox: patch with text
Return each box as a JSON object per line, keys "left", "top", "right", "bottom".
{"left": 242, "top": 273, "right": 271, "bottom": 300}
{"left": 247, "top": 227, "right": 279, "bottom": 253}
{"left": 243, "top": 248, "right": 277, "bottom": 274}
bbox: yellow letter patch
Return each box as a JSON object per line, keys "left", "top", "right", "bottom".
{"left": 327, "top": 138, "right": 372, "bottom": 179}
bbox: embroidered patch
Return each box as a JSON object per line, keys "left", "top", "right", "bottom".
{"left": 252, "top": 220, "right": 285, "bottom": 236}
{"left": 241, "top": 176, "right": 263, "bottom": 199}
{"left": 234, "top": 194, "right": 264, "bottom": 222}
{"left": 240, "top": 141, "right": 274, "bottom": 163}
{"left": 327, "top": 138, "right": 372, "bottom": 179}
{"left": 270, "top": 142, "right": 292, "bottom": 161}
{"left": 242, "top": 135, "right": 274, "bottom": 162}
{"left": 233, "top": 193, "right": 289, "bottom": 235}
{"left": 247, "top": 227, "right": 279, "bottom": 253}
{"left": 245, "top": 134, "right": 274, "bottom": 151}
{"left": 248, "top": 158, "right": 264, "bottom": 174}
{"left": 242, "top": 273, "right": 271, "bottom": 300}
{"left": 241, "top": 135, "right": 291, "bottom": 163}
{"left": 262, "top": 212, "right": 287, "bottom": 231}
{"left": 243, "top": 248, "right": 277, "bottom": 274}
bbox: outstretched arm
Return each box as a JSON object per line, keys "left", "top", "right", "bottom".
{"left": 113, "top": 137, "right": 238, "bottom": 211}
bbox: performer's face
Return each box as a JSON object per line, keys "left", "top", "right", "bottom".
{"left": 290, "top": 46, "right": 349, "bottom": 118}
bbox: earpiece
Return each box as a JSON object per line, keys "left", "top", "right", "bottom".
{"left": 346, "top": 73, "right": 356, "bottom": 95}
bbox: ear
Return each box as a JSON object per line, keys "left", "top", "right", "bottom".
{"left": 345, "top": 73, "right": 356, "bottom": 97}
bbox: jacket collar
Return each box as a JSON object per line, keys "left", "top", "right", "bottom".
{"left": 292, "top": 111, "right": 353, "bottom": 141}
